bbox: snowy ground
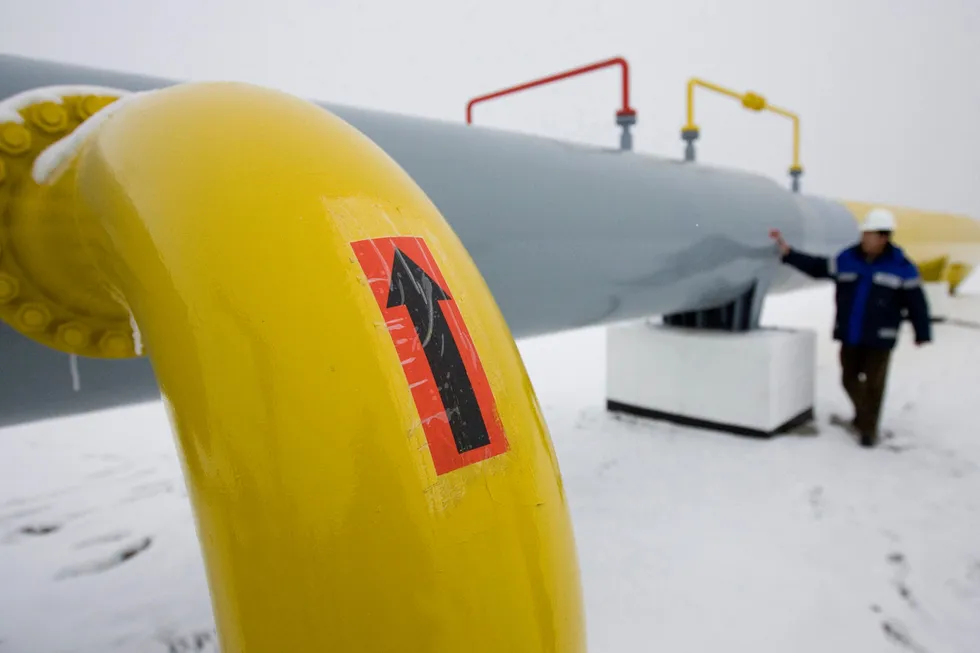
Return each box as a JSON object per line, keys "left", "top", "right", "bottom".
{"left": 2, "top": 284, "right": 979, "bottom": 653}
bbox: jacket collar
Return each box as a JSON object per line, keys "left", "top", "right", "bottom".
{"left": 850, "top": 241, "right": 900, "bottom": 263}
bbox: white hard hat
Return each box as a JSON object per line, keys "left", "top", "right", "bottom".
{"left": 861, "top": 207, "right": 896, "bottom": 232}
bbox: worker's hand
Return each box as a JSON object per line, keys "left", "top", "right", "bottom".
{"left": 915, "top": 340, "right": 931, "bottom": 347}
{"left": 769, "top": 229, "right": 790, "bottom": 256}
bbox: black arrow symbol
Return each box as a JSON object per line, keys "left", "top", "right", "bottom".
{"left": 387, "top": 247, "right": 491, "bottom": 454}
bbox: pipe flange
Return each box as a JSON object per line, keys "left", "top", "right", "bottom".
{"left": 0, "top": 273, "right": 19, "bottom": 303}
{"left": 98, "top": 330, "right": 133, "bottom": 356}
{"left": 56, "top": 321, "right": 92, "bottom": 349}
{"left": 31, "top": 102, "right": 70, "bottom": 135}
{"left": 0, "top": 123, "right": 31, "bottom": 156}
{"left": 681, "top": 127, "right": 700, "bottom": 142}
{"left": 16, "top": 302, "right": 52, "bottom": 332}
{"left": 0, "top": 90, "right": 140, "bottom": 358}
{"left": 615, "top": 111, "right": 637, "bottom": 127}
{"left": 76, "top": 95, "right": 116, "bottom": 121}
{"left": 789, "top": 166, "right": 804, "bottom": 192}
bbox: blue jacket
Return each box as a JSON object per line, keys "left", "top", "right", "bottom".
{"left": 783, "top": 243, "right": 932, "bottom": 349}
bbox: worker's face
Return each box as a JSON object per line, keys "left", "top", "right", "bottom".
{"left": 860, "top": 231, "right": 889, "bottom": 256}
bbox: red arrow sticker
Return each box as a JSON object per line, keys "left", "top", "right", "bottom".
{"left": 350, "top": 236, "right": 509, "bottom": 475}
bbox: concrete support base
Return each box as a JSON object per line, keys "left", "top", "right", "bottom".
{"left": 606, "top": 322, "right": 817, "bottom": 437}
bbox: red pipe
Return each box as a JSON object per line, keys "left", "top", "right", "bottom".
{"left": 465, "top": 56, "right": 636, "bottom": 124}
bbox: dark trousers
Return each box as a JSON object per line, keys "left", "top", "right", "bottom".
{"left": 839, "top": 344, "right": 892, "bottom": 442}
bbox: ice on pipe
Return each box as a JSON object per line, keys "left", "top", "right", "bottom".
{"left": 33, "top": 89, "right": 155, "bottom": 186}
{"left": 0, "top": 85, "right": 142, "bottom": 184}
{"left": 129, "top": 309, "right": 144, "bottom": 356}
{"left": 0, "top": 85, "right": 131, "bottom": 124}
{"left": 0, "top": 84, "right": 154, "bottom": 358}
{"left": 69, "top": 354, "right": 81, "bottom": 392}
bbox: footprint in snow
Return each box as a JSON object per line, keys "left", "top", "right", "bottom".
{"left": 55, "top": 536, "right": 153, "bottom": 579}
{"left": 881, "top": 618, "right": 928, "bottom": 652}
{"left": 808, "top": 486, "right": 824, "bottom": 519}
{"left": 158, "top": 629, "right": 218, "bottom": 653}
{"left": 1, "top": 520, "right": 62, "bottom": 545}
{"left": 887, "top": 552, "right": 918, "bottom": 610}
{"left": 19, "top": 523, "right": 61, "bottom": 536}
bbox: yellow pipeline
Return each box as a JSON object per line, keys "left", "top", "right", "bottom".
{"left": 766, "top": 103, "right": 802, "bottom": 174}
{"left": 684, "top": 77, "right": 802, "bottom": 174}
{"left": 947, "top": 262, "right": 971, "bottom": 294}
{"left": 840, "top": 200, "right": 980, "bottom": 287}
{"left": 684, "top": 78, "right": 743, "bottom": 128}
{"left": 1, "top": 84, "right": 586, "bottom": 652}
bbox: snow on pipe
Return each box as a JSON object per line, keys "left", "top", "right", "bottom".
{"left": 0, "top": 83, "right": 587, "bottom": 652}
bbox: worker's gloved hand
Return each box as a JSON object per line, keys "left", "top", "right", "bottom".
{"left": 915, "top": 340, "right": 931, "bottom": 347}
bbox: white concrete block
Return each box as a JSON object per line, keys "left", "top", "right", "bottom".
{"left": 923, "top": 281, "right": 949, "bottom": 321}
{"left": 606, "top": 322, "right": 816, "bottom": 436}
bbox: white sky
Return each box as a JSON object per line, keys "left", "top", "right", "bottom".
{"left": 2, "top": 0, "right": 978, "bottom": 216}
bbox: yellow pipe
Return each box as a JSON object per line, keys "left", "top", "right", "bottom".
{"left": 947, "top": 262, "right": 972, "bottom": 294}
{"left": 766, "top": 104, "right": 802, "bottom": 173}
{"left": 914, "top": 255, "right": 950, "bottom": 283}
{"left": 684, "top": 77, "right": 744, "bottom": 130}
{"left": 4, "top": 84, "right": 586, "bottom": 652}
{"left": 840, "top": 200, "right": 980, "bottom": 275}
{"left": 684, "top": 77, "right": 802, "bottom": 174}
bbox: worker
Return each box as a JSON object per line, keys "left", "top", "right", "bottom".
{"left": 769, "top": 207, "right": 932, "bottom": 448}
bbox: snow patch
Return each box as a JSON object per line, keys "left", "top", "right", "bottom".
{"left": 0, "top": 85, "right": 131, "bottom": 124}
{"left": 32, "top": 89, "right": 154, "bottom": 186}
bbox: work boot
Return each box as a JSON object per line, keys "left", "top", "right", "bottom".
{"left": 859, "top": 429, "right": 877, "bottom": 448}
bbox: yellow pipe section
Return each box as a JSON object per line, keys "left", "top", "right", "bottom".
{"left": 684, "top": 77, "right": 743, "bottom": 129}
{"left": 914, "top": 255, "right": 950, "bottom": 283}
{"left": 5, "top": 84, "right": 586, "bottom": 652}
{"left": 765, "top": 103, "right": 803, "bottom": 174}
{"left": 947, "top": 262, "right": 971, "bottom": 294}
{"left": 684, "top": 77, "right": 802, "bottom": 174}
{"left": 840, "top": 200, "right": 980, "bottom": 288}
